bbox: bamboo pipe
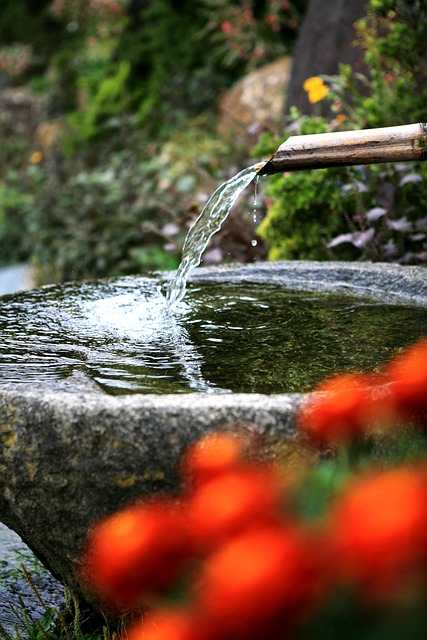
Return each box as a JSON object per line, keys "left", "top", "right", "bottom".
{"left": 261, "top": 123, "right": 427, "bottom": 174}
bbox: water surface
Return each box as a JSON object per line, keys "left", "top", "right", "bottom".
{"left": 1, "top": 278, "right": 426, "bottom": 394}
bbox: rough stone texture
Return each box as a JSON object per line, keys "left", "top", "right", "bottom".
{"left": 0, "top": 87, "right": 46, "bottom": 137}
{"left": 218, "top": 57, "right": 292, "bottom": 143}
{"left": 0, "top": 385, "right": 300, "bottom": 604}
{"left": 0, "top": 260, "right": 426, "bottom": 609}
{"left": 188, "top": 260, "right": 427, "bottom": 307}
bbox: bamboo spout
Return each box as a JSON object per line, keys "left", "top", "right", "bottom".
{"left": 261, "top": 123, "right": 427, "bottom": 175}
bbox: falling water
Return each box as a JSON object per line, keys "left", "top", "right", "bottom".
{"left": 251, "top": 173, "right": 260, "bottom": 247}
{"left": 164, "top": 162, "right": 263, "bottom": 307}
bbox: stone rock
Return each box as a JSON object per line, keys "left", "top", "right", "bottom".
{"left": 1, "top": 260, "right": 427, "bottom": 612}
{"left": 0, "top": 383, "right": 300, "bottom": 606}
{"left": 218, "top": 56, "right": 292, "bottom": 142}
{"left": 0, "top": 87, "right": 46, "bottom": 137}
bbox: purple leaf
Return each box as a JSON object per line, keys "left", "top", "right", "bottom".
{"left": 415, "top": 217, "right": 427, "bottom": 230}
{"left": 162, "top": 222, "right": 180, "bottom": 236}
{"left": 384, "top": 239, "right": 398, "bottom": 257}
{"left": 203, "top": 248, "right": 223, "bottom": 264}
{"left": 327, "top": 233, "right": 354, "bottom": 248}
{"left": 327, "top": 229, "right": 375, "bottom": 249}
{"left": 354, "top": 180, "right": 369, "bottom": 193}
{"left": 341, "top": 181, "right": 369, "bottom": 194}
{"left": 399, "top": 173, "right": 422, "bottom": 187}
{"left": 366, "top": 207, "right": 387, "bottom": 221}
{"left": 387, "top": 217, "right": 413, "bottom": 232}
{"left": 401, "top": 252, "right": 415, "bottom": 263}
{"left": 352, "top": 228, "right": 375, "bottom": 248}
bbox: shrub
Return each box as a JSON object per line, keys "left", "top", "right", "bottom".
{"left": 256, "top": 114, "right": 363, "bottom": 261}
{"left": 257, "top": 0, "right": 427, "bottom": 264}
{"left": 200, "top": 0, "right": 307, "bottom": 71}
{"left": 50, "top": 0, "right": 307, "bottom": 144}
{"left": 0, "top": 0, "right": 60, "bottom": 82}
{"left": 22, "top": 134, "right": 187, "bottom": 282}
{"left": 0, "top": 135, "right": 38, "bottom": 266}
{"left": 0, "top": 117, "right": 265, "bottom": 283}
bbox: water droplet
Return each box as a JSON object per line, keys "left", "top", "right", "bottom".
{"left": 252, "top": 174, "right": 260, "bottom": 226}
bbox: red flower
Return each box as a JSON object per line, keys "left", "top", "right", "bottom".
{"left": 187, "top": 465, "right": 286, "bottom": 551}
{"left": 298, "top": 374, "right": 380, "bottom": 446}
{"left": 195, "top": 524, "right": 320, "bottom": 639}
{"left": 385, "top": 340, "right": 427, "bottom": 424}
{"left": 328, "top": 467, "right": 427, "bottom": 600}
{"left": 221, "top": 21, "right": 233, "bottom": 33}
{"left": 181, "top": 432, "right": 246, "bottom": 487}
{"left": 80, "top": 498, "right": 190, "bottom": 609}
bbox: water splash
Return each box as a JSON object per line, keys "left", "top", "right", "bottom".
{"left": 164, "top": 163, "right": 263, "bottom": 307}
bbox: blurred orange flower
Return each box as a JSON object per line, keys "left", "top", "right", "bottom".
{"left": 80, "top": 498, "right": 190, "bottom": 609}
{"left": 195, "top": 524, "right": 320, "bottom": 639}
{"left": 385, "top": 339, "right": 427, "bottom": 423}
{"left": 181, "top": 432, "right": 246, "bottom": 487}
{"left": 30, "top": 151, "right": 43, "bottom": 164}
{"left": 187, "top": 465, "right": 286, "bottom": 551}
{"left": 298, "top": 373, "right": 380, "bottom": 445}
{"left": 328, "top": 467, "right": 427, "bottom": 600}
{"left": 125, "top": 610, "right": 206, "bottom": 640}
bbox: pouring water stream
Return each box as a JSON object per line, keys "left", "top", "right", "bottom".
{"left": 163, "top": 162, "right": 264, "bottom": 307}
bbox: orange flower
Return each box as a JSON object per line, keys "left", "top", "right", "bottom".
{"left": 125, "top": 610, "right": 207, "bottom": 640}
{"left": 187, "top": 465, "right": 286, "bottom": 551}
{"left": 303, "top": 76, "right": 329, "bottom": 104}
{"left": 195, "top": 524, "right": 320, "bottom": 639}
{"left": 30, "top": 150, "right": 43, "bottom": 164}
{"left": 181, "top": 432, "right": 246, "bottom": 486}
{"left": 328, "top": 467, "right": 427, "bottom": 600}
{"left": 80, "top": 498, "right": 190, "bottom": 609}
{"left": 298, "top": 374, "right": 379, "bottom": 445}
{"left": 303, "top": 76, "right": 324, "bottom": 91}
{"left": 385, "top": 339, "right": 427, "bottom": 423}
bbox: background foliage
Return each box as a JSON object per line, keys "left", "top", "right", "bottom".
{"left": 257, "top": 0, "right": 427, "bottom": 264}
{"left": 0, "top": 0, "right": 426, "bottom": 283}
{"left": 0, "top": 0, "right": 307, "bottom": 282}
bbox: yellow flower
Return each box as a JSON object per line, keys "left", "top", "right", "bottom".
{"left": 303, "top": 76, "right": 329, "bottom": 104}
{"left": 30, "top": 151, "right": 43, "bottom": 164}
{"left": 303, "top": 76, "right": 325, "bottom": 91}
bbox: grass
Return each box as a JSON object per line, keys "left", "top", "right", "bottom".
{"left": 0, "top": 552, "right": 111, "bottom": 640}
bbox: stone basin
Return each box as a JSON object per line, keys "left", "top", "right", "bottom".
{"left": 0, "top": 260, "right": 426, "bottom": 607}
